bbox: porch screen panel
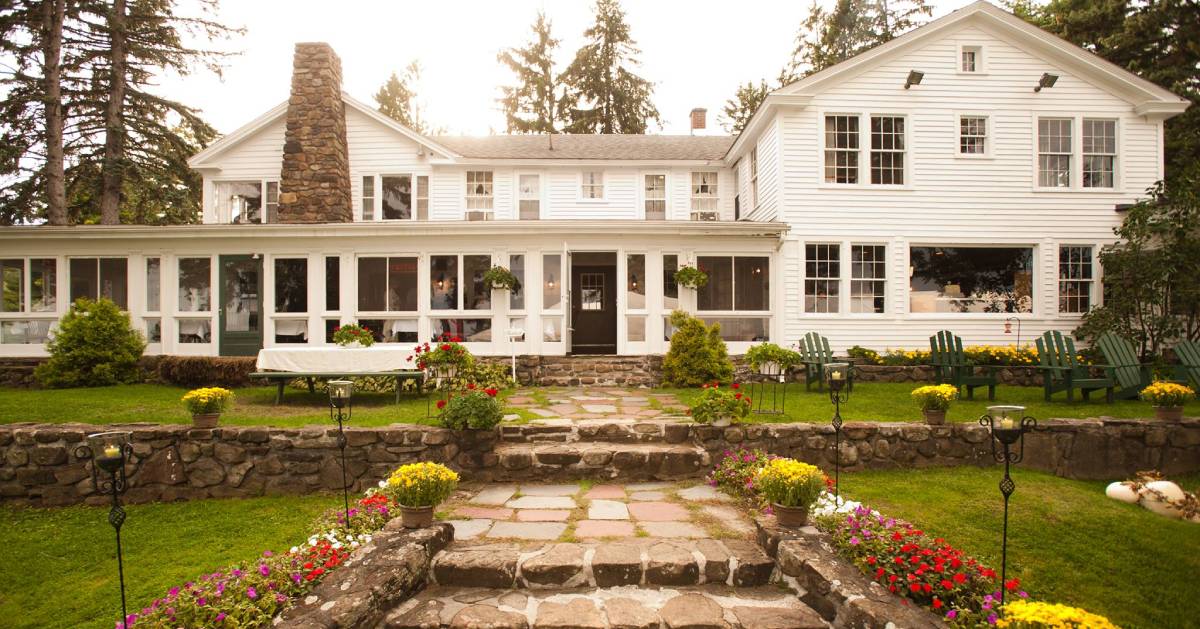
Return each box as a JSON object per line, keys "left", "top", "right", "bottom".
{"left": 178, "top": 258, "right": 211, "bottom": 312}
{"left": 627, "top": 254, "right": 646, "bottom": 310}
{"left": 463, "top": 255, "right": 491, "bottom": 310}
{"left": 696, "top": 256, "right": 733, "bottom": 311}
{"left": 431, "top": 256, "right": 458, "bottom": 310}
{"left": 1, "top": 260, "right": 23, "bottom": 312}
{"left": 733, "top": 257, "right": 769, "bottom": 311}
{"left": 357, "top": 258, "right": 387, "bottom": 311}
{"left": 509, "top": 254, "right": 525, "bottom": 310}
{"left": 387, "top": 258, "right": 418, "bottom": 311}
{"left": 663, "top": 255, "right": 679, "bottom": 310}
{"left": 543, "top": 254, "right": 562, "bottom": 311}
{"left": 274, "top": 258, "right": 308, "bottom": 313}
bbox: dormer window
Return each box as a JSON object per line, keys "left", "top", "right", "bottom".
{"left": 960, "top": 45, "right": 983, "bottom": 73}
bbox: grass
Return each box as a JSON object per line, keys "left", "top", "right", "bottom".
{"left": 839, "top": 467, "right": 1200, "bottom": 629}
{"left": 0, "top": 493, "right": 338, "bottom": 629}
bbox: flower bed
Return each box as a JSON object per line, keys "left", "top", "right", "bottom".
{"left": 849, "top": 344, "right": 1043, "bottom": 367}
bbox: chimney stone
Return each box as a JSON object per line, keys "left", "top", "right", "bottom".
{"left": 690, "top": 108, "right": 707, "bottom": 131}
{"left": 277, "top": 42, "right": 352, "bottom": 223}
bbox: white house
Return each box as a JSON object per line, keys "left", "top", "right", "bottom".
{"left": 0, "top": 1, "right": 1188, "bottom": 361}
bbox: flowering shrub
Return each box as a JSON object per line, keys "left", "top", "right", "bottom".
{"left": 872, "top": 345, "right": 1042, "bottom": 367}
{"left": 382, "top": 461, "right": 459, "bottom": 507}
{"left": 996, "top": 600, "right": 1120, "bottom": 628}
{"left": 847, "top": 345, "right": 883, "bottom": 365}
{"left": 1140, "top": 381, "right": 1194, "bottom": 407}
{"left": 911, "top": 384, "right": 959, "bottom": 412}
{"left": 181, "top": 387, "right": 234, "bottom": 415}
{"left": 707, "top": 447, "right": 776, "bottom": 501}
{"left": 412, "top": 334, "right": 473, "bottom": 372}
{"left": 755, "top": 458, "right": 826, "bottom": 509}
{"left": 439, "top": 386, "right": 503, "bottom": 430}
{"left": 332, "top": 323, "right": 374, "bottom": 347}
{"left": 688, "top": 382, "right": 751, "bottom": 424}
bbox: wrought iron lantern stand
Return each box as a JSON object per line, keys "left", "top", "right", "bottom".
{"left": 824, "top": 362, "right": 851, "bottom": 500}
{"left": 979, "top": 405, "right": 1037, "bottom": 605}
{"left": 328, "top": 380, "right": 354, "bottom": 527}
{"left": 76, "top": 431, "right": 134, "bottom": 627}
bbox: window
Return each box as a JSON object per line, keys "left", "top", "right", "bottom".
{"left": 216, "top": 181, "right": 276, "bottom": 223}
{"left": 1059, "top": 246, "right": 1094, "bottom": 313}
{"left": 1, "top": 260, "right": 23, "bottom": 312}
{"left": 959, "top": 116, "right": 987, "bottom": 155}
{"left": 909, "top": 247, "right": 1033, "bottom": 313}
{"left": 519, "top": 174, "right": 541, "bottom": 220}
{"left": 627, "top": 254, "right": 646, "bottom": 310}
{"left": 466, "top": 171, "right": 493, "bottom": 210}
{"left": 178, "top": 258, "right": 211, "bottom": 312}
{"left": 804, "top": 244, "right": 840, "bottom": 313}
{"left": 145, "top": 318, "right": 161, "bottom": 343}
{"left": 850, "top": 245, "right": 886, "bottom": 313}
{"left": 357, "top": 257, "right": 417, "bottom": 311}
{"left": 509, "top": 254, "right": 525, "bottom": 310}
{"left": 1082, "top": 119, "right": 1116, "bottom": 188}
{"left": 543, "top": 254, "right": 563, "bottom": 310}
{"left": 824, "top": 115, "right": 859, "bottom": 183}
{"left": 146, "top": 258, "right": 160, "bottom": 312}
{"left": 1, "top": 320, "right": 52, "bottom": 344}
{"left": 627, "top": 315, "right": 646, "bottom": 342}
{"left": 581, "top": 171, "right": 604, "bottom": 199}
{"left": 359, "top": 319, "right": 417, "bottom": 343}
{"left": 690, "top": 172, "right": 718, "bottom": 214}
{"left": 416, "top": 176, "right": 429, "bottom": 220}
{"left": 70, "top": 258, "right": 128, "bottom": 309}
{"left": 274, "top": 258, "right": 307, "bottom": 313}
{"left": 1, "top": 259, "right": 56, "bottom": 313}
{"left": 663, "top": 254, "right": 679, "bottom": 310}
{"left": 1038, "top": 118, "right": 1072, "bottom": 187}
{"left": 699, "top": 317, "right": 769, "bottom": 342}
{"left": 361, "top": 176, "right": 375, "bottom": 221}
{"left": 870, "top": 115, "right": 905, "bottom": 185}
{"left": 433, "top": 319, "right": 492, "bottom": 342}
{"left": 325, "top": 256, "right": 340, "bottom": 311}
{"left": 961, "top": 45, "right": 982, "bottom": 72}
{"left": 644, "top": 174, "right": 666, "bottom": 220}
{"left": 580, "top": 272, "right": 605, "bottom": 311}
{"left": 431, "top": 255, "right": 491, "bottom": 311}
{"left": 697, "top": 256, "right": 769, "bottom": 311}
{"left": 265, "top": 182, "right": 279, "bottom": 223}
{"left": 382, "top": 175, "right": 413, "bottom": 219}
{"left": 750, "top": 149, "right": 759, "bottom": 207}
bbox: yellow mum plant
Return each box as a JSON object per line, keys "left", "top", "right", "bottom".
{"left": 997, "top": 600, "right": 1121, "bottom": 629}
{"left": 181, "top": 387, "right": 234, "bottom": 415}
{"left": 756, "top": 458, "right": 826, "bottom": 509}
{"left": 1140, "top": 381, "right": 1194, "bottom": 407}
{"left": 911, "top": 384, "right": 958, "bottom": 411}
{"left": 384, "top": 462, "right": 459, "bottom": 507}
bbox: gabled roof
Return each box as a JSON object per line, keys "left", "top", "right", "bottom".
{"left": 432, "top": 134, "right": 732, "bottom": 161}
{"left": 725, "top": 0, "right": 1190, "bottom": 162}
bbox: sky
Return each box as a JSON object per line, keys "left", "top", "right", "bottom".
{"left": 159, "top": 0, "right": 979, "bottom": 137}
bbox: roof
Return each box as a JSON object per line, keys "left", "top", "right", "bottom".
{"left": 431, "top": 134, "right": 733, "bottom": 161}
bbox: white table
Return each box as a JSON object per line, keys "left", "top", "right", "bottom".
{"left": 256, "top": 345, "right": 415, "bottom": 373}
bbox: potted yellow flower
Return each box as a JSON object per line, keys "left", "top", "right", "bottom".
{"left": 911, "top": 384, "right": 958, "bottom": 425}
{"left": 181, "top": 387, "right": 234, "bottom": 428}
{"left": 1140, "top": 381, "right": 1194, "bottom": 421}
{"left": 996, "top": 600, "right": 1120, "bottom": 629}
{"left": 756, "top": 458, "right": 826, "bottom": 527}
{"left": 382, "top": 461, "right": 459, "bottom": 528}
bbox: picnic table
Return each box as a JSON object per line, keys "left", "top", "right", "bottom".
{"left": 251, "top": 346, "right": 424, "bottom": 404}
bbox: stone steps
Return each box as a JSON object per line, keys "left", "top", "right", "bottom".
{"left": 500, "top": 420, "right": 692, "bottom": 445}
{"left": 491, "top": 442, "right": 710, "bottom": 481}
{"left": 430, "top": 541, "right": 775, "bottom": 590}
{"left": 381, "top": 584, "right": 827, "bottom": 629}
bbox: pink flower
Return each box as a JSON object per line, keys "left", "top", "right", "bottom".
{"left": 259, "top": 563, "right": 270, "bottom": 576}
{"left": 246, "top": 586, "right": 258, "bottom": 600}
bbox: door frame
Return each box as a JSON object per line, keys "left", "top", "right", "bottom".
{"left": 567, "top": 250, "right": 618, "bottom": 355}
{"left": 217, "top": 254, "right": 264, "bottom": 357}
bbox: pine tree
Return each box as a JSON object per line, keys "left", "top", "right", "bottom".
{"left": 720, "top": 80, "right": 771, "bottom": 133}
{"left": 788, "top": 0, "right": 932, "bottom": 76}
{"left": 375, "top": 60, "right": 439, "bottom": 134}
{"left": 559, "top": 0, "right": 660, "bottom": 134}
{"left": 497, "top": 11, "right": 563, "bottom": 134}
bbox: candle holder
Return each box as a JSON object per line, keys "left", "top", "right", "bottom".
{"left": 979, "top": 405, "right": 1037, "bottom": 604}
{"left": 825, "top": 362, "right": 851, "bottom": 500}
{"left": 75, "top": 431, "right": 134, "bottom": 628}
{"left": 328, "top": 379, "right": 354, "bottom": 527}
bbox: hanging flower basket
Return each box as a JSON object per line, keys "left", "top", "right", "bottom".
{"left": 673, "top": 265, "right": 708, "bottom": 290}
{"left": 482, "top": 265, "right": 521, "bottom": 292}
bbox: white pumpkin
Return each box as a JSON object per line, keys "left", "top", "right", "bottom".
{"left": 1140, "top": 480, "right": 1186, "bottom": 519}
{"left": 1105, "top": 482, "right": 1140, "bottom": 504}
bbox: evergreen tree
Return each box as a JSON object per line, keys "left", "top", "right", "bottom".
{"left": 497, "top": 11, "right": 563, "bottom": 133}
{"left": 788, "top": 0, "right": 932, "bottom": 76}
{"left": 559, "top": 0, "right": 660, "bottom": 134}
{"left": 720, "top": 80, "right": 770, "bottom": 133}
{"left": 375, "top": 60, "right": 439, "bottom": 134}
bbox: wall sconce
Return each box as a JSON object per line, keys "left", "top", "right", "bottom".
{"left": 904, "top": 70, "right": 924, "bottom": 89}
{"left": 547, "top": 273, "right": 556, "bottom": 290}
{"left": 631, "top": 274, "right": 639, "bottom": 290}
{"left": 1034, "top": 72, "right": 1058, "bottom": 92}
{"left": 436, "top": 274, "right": 445, "bottom": 290}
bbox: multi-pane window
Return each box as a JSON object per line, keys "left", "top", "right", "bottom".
{"left": 416, "top": 176, "right": 429, "bottom": 220}
{"left": 465, "top": 171, "right": 493, "bottom": 210}
{"left": 361, "top": 176, "right": 375, "bottom": 220}
{"left": 696, "top": 256, "right": 769, "bottom": 311}
{"left": 959, "top": 116, "right": 987, "bottom": 155}
{"left": 1038, "top": 118, "right": 1072, "bottom": 187}
{"left": 690, "top": 172, "right": 718, "bottom": 213}
{"left": 274, "top": 258, "right": 307, "bottom": 313}
{"left": 961, "top": 46, "right": 981, "bottom": 72}
{"left": 644, "top": 174, "right": 666, "bottom": 220}
{"left": 824, "top": 115, "right": 859, "bottom": 183}
{"left": 145, "top": 258, "right": 160, "bottom": 312}
{"left": 850, "top": 245, "right": 886, "bottom": 313}
{"left": 382, "top": 175, "right": 413, "bottom": 219}
{"left": 804, "top": 244, "right": 840, "bottom": 313}
{"left": 1, "top": 259, "right": 55, "bottom": 313}
{"left": 70, "top": 258, "right": 128, "bottom": 309}
{"left": 1082, "top": 119, "right": 1116, "bottom": 188}
{"left": 216, "top": 181, "right": 265, "bottom": 223}
{"left": 870, "top": 116, "right": 905, "bottom": 185}
{"left": 431, "top": 255, "right": 491, "bottom": 311}
{"left": 1059, "top": 246, "right": 1094, "bottom": 313}
{"left": 357, "top": 257, "right": 417, "bottom": 311}
{"left": 1, "top": 260, "right": 23, "bottom": 313}
{"left": 750, "top": 148, "right": 759, "bottom": 207}
{"left": 519, "top": 174, "right": 541, "bottom": 220}
{"left": 581, "top": 171, "right": 604, "bottom": 199}
{"left": 265, "top": 182, "right": 279, "bottom": 223}
{"left": 178, "top": 258, "right": 211, "bottom": 312}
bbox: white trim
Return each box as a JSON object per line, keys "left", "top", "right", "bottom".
{"left": 578, "top": 170, "right": 606, "bottom": 201}
{"left": 815, "top": 111, "right": 914, "bottom": 190}
{"left": 954, "top": 112, "right": 993, "bottom": 159}
{"left": 956, "top": 43, "right": 987, "bottom": 74}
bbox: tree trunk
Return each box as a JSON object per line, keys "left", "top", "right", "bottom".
{"left": 42, "top": 0, "right": 67, "bottom": 226}
{"left": 99, "top": 0, "right": 127, "bottom": 225}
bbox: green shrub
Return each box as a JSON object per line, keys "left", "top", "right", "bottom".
{"left": 662, "top": 310, "right": 733, "bottom": 387}
{"left": 158, "top": 356, "right": 257, "bottom": 387}
{"left": 439, "top": 388, "right": 503, "bottom": 430}
{"left": 35, "top": 298, "right": 146, "bottom": 388}
{"left": 846, "top": 345, "right": 883, "bottom": 365}
{"left": 744, "top": 342, "right": 802, "bottom": 372}
{"left": 452, "top": 362, "right": 514, "bottom": 390}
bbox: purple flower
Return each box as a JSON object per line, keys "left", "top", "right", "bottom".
{"left": 197, "top": 597, "right": 207, "bottom": 607}
{"left": 259, "top": 564, "right": 270, "bottom": 576}
{"left": 232, "top": 568, "right": 243, "bottom": 579}
{"left": 168, "top": 586, "right": 180, "bottom": 598}
{"left": 247, "top": 586, "right": 258, "bottom": 600}
{"left": 276, "top": 593, "right": 288, "bottom": 604}
{"left": 262, "top": 550, "right": 274, "bottom": 558}
{"left": 987, "top": 613, "right": 998, "bottom": 625}
{"left": 849, "top": 536, "right": 861, "bottom": 545}
{"left": 946, "top": 610, "right": 958, "bottom": 620}
{"left": 292, "top": 572, "right": 303, "bottom": 584}
{"left": 215, "top": 612, "right": 227, "bottom": 623}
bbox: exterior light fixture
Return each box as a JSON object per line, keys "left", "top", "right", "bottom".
{"left": 980, "top": 405, "right": 1037, "bottom": 604}
{"left": 547, "top": 273, "right": 555, "bottom": 290}
{"left": 436, "top": 274, "right": 445, "bottom": 290}
{"left": 904, "top": 70, "right": 924, "bottom": 89}
{"left": 824, "top": 362, "right": 852, "bottom": 499}
{"left": 328, "top": 379, "right": 354, "bottom": 527}
{"left": 76, "top": 431, "right": 134, "bottom": 627}
{"left": 1004, "top": 316, "right": 1022, "bottom": 347}
{"left": 1034, "top": 73, "right": 1058, "bottom": 92}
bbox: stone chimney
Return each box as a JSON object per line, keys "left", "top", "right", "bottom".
{"left": 277, "top": 43, "right": 352, "bottom": 223}
{"left": 690, "top": 108, "right": 707, "bottom": 133}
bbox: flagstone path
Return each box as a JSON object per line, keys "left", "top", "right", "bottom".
{"left": 505, "top": 387, "right": 690, "bottom": 421}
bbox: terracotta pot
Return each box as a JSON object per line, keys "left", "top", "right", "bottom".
{"left": 192, "top": 413, "right": 220, "bottom": 428}
{"left": 773, "top": 503, "right": 809, "bottom": 528}
{"left": 1154, "top": 406, "right": 1184, "bottom": 422}
{"left": 922, "top": 409, "right": 947, "bottom": 425}
{"left": 400, "top": 505, "right": 434, "bottom": 528}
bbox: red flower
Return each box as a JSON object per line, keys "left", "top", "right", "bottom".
{"left": 734, "top": 393, "right": 742, "bottom": 400}
{"left": 932, "top": 599, "right": 943, "bottom": 610}
{"left": 406, "top": 356, "right": 413, "bottom": 362}
{"left": 952, "top": 573, "right": 966, "bottom": 584}
{"left": 940, "top": 579, "right": 953, "bottom": 590}
{"left": 436, "top": 399, "right": 447, "bottom": 409}
{"left": 1005, "top": 579, "right": 1021, "bottom": 591}
{"left": 922, "top": 583, "right": 932, "bottom": 594}
{"left": 467, "top": 383, "right": 476, "bottom": 390}
{"left": 866, "top": 556, "right": 876, "bottom": 566}
{"left": 889, "top": 585, "right": 897, "bottom": 593}
{"left": 731, "top": 383, "right": 739, "bottom": 389}
{"left": 485, "top": 387, "right": 498, "bottom": 397}
{"left": 909, "top": 583, "right": 921, "bottom": 593}
{"left": 452, "top": 336, "right": 462, "bottom": 342}
{"left": 440, "top": 343, "right": 451, "bottom": 351}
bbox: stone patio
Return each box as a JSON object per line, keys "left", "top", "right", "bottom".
{"left": 505, "top": 387, "right": 689, "bottom": 421}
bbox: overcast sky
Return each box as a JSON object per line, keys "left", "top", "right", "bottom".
{"left": 160, "top": 0, "right": 978, "bottom": 137}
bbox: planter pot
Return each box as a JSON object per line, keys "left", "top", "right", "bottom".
{"left": 712, "top": 416, "right": 733, "bottom": 428}
{"left": 773, "top": 503, "right": 809, "bottom": 528}
{"left": 922, "top": 409, "right": 947, "bottom": 425}
{"left": 400, "top": 505, "right": 435, "bottom": 528}
{"left": 435, "top": 365, "right": 459, "bottom": 380}
{"left": 1154, "top": 406, "right": 1184, "bottom": 422}
{"left": 192, "top": 413, "right": 220, "bottom": 428}
{"left": 758, "top": 361, "right": 781, "bottom": 377}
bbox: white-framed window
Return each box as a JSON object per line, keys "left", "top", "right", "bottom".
{"left": 215, "top": 180, "right": 278, "bottom": 224}
{"left": 357, "top": 256, "right": 418, "bottom": 312}
{"left": 381, "top": 175, "right": 416, "bottom": 220}
{"left": 273, "top": 257, "right": 308, "bottom": 344}
{"left": 695, "top": 255, "right": 770, "bottom": 341}
{"left": 416, "top": 175, "right": 429, "bottom": 220}
{"left": 850, "top": 245, "right": 887, "bottom": 314}
{"left": 1059, "top": 246, "right": 1094, "bottom": 313}
{"left": 0, "top": 258, "right": 56, "bottom": 344}
{"left": 644, "top": 174, "right": 666, "bottom": 220}
{"left": 70, "top": 257, "right": 128, "bottom": 309}
{"left": 804, "top": 244, "right": 839, "bottom": 313}
{"left": 325, "top": 256, "right": 340, "bottom": 311}
{"left": 361, "top": 176, "right": 375, "bottom": 221}
{"left": 519, "top": 174, "right": 541, "bottom": 220}
{"left": 509, "top": 253, "right": 526, "bottom": 310}
{"left": 1082, "top": 119, "right": 1117, "bottom": 188}
{"left": 466, "top": 171, "right": 494, "bottom": 210}
{"left": 960, "top": 45, "right": 983, "bottom": 73}
{"left": 870, "top": 115, "right": 905, "bottom": 185}
{"left": 581, "top": 171, "right": 604, "bottom": 199}
{"left": 177, "top": 257, "right": 212, "bottom": 344}
{"left": 909, "top": 246, "right": 1034, "bottom": 314}
{"left": 749, "top": 148, "right": 759, "bottom": 207}
{"left": 1037, "top": 118, "right": 1073, "bottom": 188}
{"left": 627, "top": 253, "right": 646, "bottom": 311}
{"left": 690, "top": 171, "right": 718, "bottom": 214}
{"left": 959, "top": 115, "right": 988, "bottom": 156}
{"left": 823, "top": 115, "right": 860, "bottom": 184}
{"left": 663, "top": 253, "right": 679, "bottom": 311}
{"left": 542, "top": 253, "right": 564, "bottom": 342}
{"left": 431, "top": 254, "right": 492, "bottom": 311}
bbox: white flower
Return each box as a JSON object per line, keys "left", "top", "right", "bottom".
{"left": 289, "top": 546, "right": 299, "bottom": 554}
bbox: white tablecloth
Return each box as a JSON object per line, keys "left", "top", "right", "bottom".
{"left": 256, "top": 346, "right": 416, "bottom": 373}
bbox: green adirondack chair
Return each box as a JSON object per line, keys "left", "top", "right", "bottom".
{"left": 797, "top": 332, "right": 852, "bottom": 392}
{"left": 1035, "top": 331, "right": 1114, "bottom": 402}
{"left": 1174, "top": 340, "right": 1200, "bottom": 388}
{"left": 928, "top": 330, "right": 997, "bottom": 400}
{"left": 1094, "top": 332, "right": 1154, "bottom": 400}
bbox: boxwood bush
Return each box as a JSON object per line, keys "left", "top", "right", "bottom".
{"left": 35, "top": 298, "right": 146, "bottom": 388}
{"left": 662, "top": 310, "right": 733, "bottom": 387}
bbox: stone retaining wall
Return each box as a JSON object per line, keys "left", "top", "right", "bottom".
{"left": 3, "top": 418, "right": 1197, "bottom": 507}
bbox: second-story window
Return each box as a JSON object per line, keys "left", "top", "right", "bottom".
{"left": 416, "top": 176, "right": 429, "bottom": 220}
{"left": 582, "top": 171, "right": 604, "bottom": 199}
{"left": 961, "top": 45, "right": 982, "bottom": 72}
{"left": 217, "top": 180, "right": 276, "bottom": 223}
{"left": 750, "top": 148, "right": 759, "bottom": 207}
{"left": 1083, "top": 119, "right": 1116, "bottom": 188}
{"left": 466, "top": 171, "right": 493, "bottom": 210}
{"left": 691, "top": 172, "right": 718, "bottom": 214}
{"left": 644, "top": 174, "right": 666, "bottom": 220}
{"left": 361, "top": 176, "right": 375, "bottom": 220}
{"left": 1038, "top": 118, "right": 1073, "bottom": 188}
{"left": 519, "top": 174, "right": 541, "bottom": 220}
{"left": 824, "top": 115, "right": 859, "bottom": 184}
{"left": 959, "top": 116, "right": 987, "bottom": 155}
{"left": 870, "top": 115, "right": 905, "bottom": 185}
{"left": 382, "top": 175, "right": 413, "bottom": 220}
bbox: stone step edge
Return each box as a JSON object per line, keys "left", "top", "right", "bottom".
{"left": 490, "top": 442, "right": 712, "bottom": 478}
{"left": 430, "top": 540, "right": 775, "bottom": 590}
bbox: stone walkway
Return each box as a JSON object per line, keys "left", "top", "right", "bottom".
{"left": 505, "top": 388, "right": 689, "bottom": 421}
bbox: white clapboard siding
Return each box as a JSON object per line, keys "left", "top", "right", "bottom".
{"left": 345, "top": 107, "right": 428, "bottom": 221}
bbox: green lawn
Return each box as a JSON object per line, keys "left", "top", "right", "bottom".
{"left": 0, "top": 493, "right": 337, "bottom": 629}
{"left": 839, "top": 468, "right": 1200, "bottom": 629}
